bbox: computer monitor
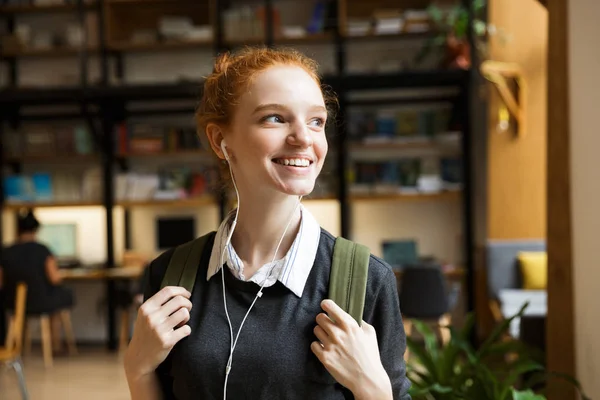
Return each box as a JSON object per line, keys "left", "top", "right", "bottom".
{"left": 37, "top": 223, "right": 78, "bottom": 260}
{"left": 156, "top": 216, "right": 196, "bottom": 250}
{"left": 382, "top": 240, "right": 418, "bottom": 270}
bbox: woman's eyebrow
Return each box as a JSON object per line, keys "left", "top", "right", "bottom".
{"left": 309, "top": 105, "right": 327, "bottom": 113}
{"left": 252, "top": 104, "right": 327, "bottom": 114}
{"left": 252, "top": 103, "right": 288, "bottom": 115}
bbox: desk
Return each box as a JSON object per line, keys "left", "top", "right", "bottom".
{"left": 394, "top": 267, "right": 465, "bottom": 282}
{"left": 60, "top": 266, "right": 144, "bottom": 281}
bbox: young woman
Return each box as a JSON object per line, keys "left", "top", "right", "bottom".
{"left": 124, "top": 47, "right": 411, "bottom": 400}
{"left": 0, "top": 209, "right": 75, "bottom": 349}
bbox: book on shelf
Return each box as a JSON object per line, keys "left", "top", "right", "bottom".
{"left": 2, "top": 124, "right": 96, "bottom": 159}
{"left": 114, "top": 165, "right": 219, "bottom": 203}
{"left": 440, "top": 157, "right": 463, "bottom": 190}
{"left": 114, "top": 122, "right": 203, "bottom": 156}
{"left": 348, "top": 107, "right": 453, "bottom": 145}
{"left": 3, "top": 168, "right": 102, "bottom": 204}
{"left": 350, "top": 158, "right": 422, "bottom": 195}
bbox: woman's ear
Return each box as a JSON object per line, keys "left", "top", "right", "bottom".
{"left": 205, "top": 123, "right": 227, "bottom": 161}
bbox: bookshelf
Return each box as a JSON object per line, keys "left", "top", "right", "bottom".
{"left": 0, "top": 1, "right": 96, "bottom": 13}
{"left": 0, "top": 0, "right": 477, "bottom": 350}
{"left": 1, "top": 46, "right": 99, "bottom": 58}
{"left": 2, "top": 200, "right": 104, "bottom": 210}
{"left": 116, "top": 196, "right": 217, "bottom": 209}
{"left": 350, "top": 190, "right": 461, "bottom": 202}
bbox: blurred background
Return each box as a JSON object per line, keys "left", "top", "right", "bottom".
{"left": 0, "top": 0, "right": 596, "bottom": 399}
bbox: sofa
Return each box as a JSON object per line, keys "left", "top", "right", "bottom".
{"left": 486, "top": 239, "right": 547, "bottom": 340}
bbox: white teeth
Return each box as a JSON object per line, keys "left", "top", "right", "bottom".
{"left": 276, "top": 158, "right": 310, "bottom": 167}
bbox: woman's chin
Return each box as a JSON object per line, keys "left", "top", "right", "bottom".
{"left": 276, "top": 183, "right": 315, "bottom": 198}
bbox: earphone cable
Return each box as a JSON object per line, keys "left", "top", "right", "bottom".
{"left": 220, "top": 157, "right": 302, "bottom": 399}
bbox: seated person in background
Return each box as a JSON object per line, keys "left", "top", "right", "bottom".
{"left": 0, "top": 209, "right": 75, "bottom": 350}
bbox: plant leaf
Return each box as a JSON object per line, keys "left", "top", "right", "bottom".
{"left": 407, "top": 367, "right": 435, "bottom": 387}
{"left": 478, "top": 302, "right": 529, "bottom": 358}
{"left": 500, "top": 361, "right": 546, "bottom": 399}
{"left": 474, "top": 20, "right": 487, "bottom": 36}
{"left": 459, "top": 313, "right": 476, "bottom": 341}
{"left": 430, "top": 383, "right": 454, "bottom": 394}
{"left": 512, "top": 389, "right": 546, "bottom": 400}
{"left": 406, "top": 336, "right": 439, "bottom": 380}
{"left": 412, "top": 320, "right": 441, "bottom": 363}
{"left": 427, "top": 4, "right": 444, "bottom": 25}
{"left": 473, "top": 0, "right": 487, "bottom": 13}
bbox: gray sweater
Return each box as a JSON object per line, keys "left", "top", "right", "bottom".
{"left": 144, "top": 229, "right": 412, "bottom": 400}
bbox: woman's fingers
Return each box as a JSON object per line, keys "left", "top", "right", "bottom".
{"left": 313, "top": 325, "right": 332, "bottom": 349}
{"left": 143, "top": 286, "right": 191, "bottom": 313}
{"left": 311, "top": 341, "right": 325, "bottom": 361}
{"left": 321, "top": 299, "right": 354, "bottom": 330}
{"left": 161, "top": 325, "right": 192, "bottom": 349}
{"left": 315, "top": 312, "right": 340, "bottom": 340}
{"left": 158, "top": 295, "right": 193, "bottom": 320}
{"left": 164, "top": 307, "right": 191, "bottom": 332}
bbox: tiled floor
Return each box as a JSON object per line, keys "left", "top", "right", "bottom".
{"left": 1, "top": 349, "right": 130, "bottom": 400}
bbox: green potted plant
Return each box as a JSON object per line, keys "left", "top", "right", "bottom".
{"left": 415, "top": 0, "right": 510, "bottom": 69}
{"left": 406, "top": 303, "right": 590, "bottom": 400}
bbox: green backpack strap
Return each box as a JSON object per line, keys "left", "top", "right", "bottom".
{"left": 330, "top": 237, "right": 370, "bottom": 326}
{"left": 160, "top": 232, "right": 215, "bottom": 292}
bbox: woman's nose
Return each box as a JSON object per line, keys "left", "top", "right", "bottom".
{"left": 287, "top": 123, "right": 313, "bottom": 147}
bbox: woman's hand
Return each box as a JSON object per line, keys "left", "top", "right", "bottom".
{"left": 311, "top": 299, "right": 393, "bottom": 400}
{"left": 124, "top": 286, "right": 193, "bottom": 382}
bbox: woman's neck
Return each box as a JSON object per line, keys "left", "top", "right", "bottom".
{"left": 230, "top": 189, "right": 302, "bottom": 274}
{"left": 18, "top": 232, "right": 36, "bottom": 243}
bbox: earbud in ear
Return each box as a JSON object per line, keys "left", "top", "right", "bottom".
{"left": 221, "top": 140, "right": 230, "bottom": 161}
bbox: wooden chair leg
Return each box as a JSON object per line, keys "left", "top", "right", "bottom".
{"left": 403, "top": 318, "right": 413, "bottom": 362}
{"left": 59, "top": 310, "right": 77, "bottom": 356}
{"left": 39, "top": 315, "right": 53, "bottom": 368}
{"left": 119, "top": 308, "right": 130, "bottom": 353}
{"left": 51, "top": 314, "right": 62, "bottom": 353}
{"left": 438, "top": 314, "right": 452, "bottom": 346}
{"left": 5, "top": 316, "right": 15, "bottom": 350}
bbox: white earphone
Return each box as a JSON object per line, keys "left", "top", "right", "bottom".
{"left": 221, "top": 140, "right": 230, "bottom": 162}
{"left": 218, "top": 139, "right": 302, "bottom": 399}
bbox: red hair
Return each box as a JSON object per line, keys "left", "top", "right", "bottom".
{"left": 196, "top": 46, "right": 338, "bottom": 136}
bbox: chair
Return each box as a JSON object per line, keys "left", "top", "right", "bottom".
{"left": 21, "top": 309, "right": 77, "bottom": 368}
{"left": 3, "top": 267, "right": 78, "bottom": 368}
{"left": 2, "top": 283, "right": 30, "bottom": 400}
{"left": 398, "top": 265, "right": 452, "bottom": 361}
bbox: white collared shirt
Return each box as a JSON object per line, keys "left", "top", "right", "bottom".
{"left": 206, "top": 204, "right": 321, "bottom": 297}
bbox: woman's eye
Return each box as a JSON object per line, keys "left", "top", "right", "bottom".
{"left": 263, "top": 115, "right": 284, "bottom": 123}
{"left": 309, "top": 118, "right": 325, "bottom": 127}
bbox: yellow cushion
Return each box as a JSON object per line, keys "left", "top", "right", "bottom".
{"left": 518, "top": 251, "right": 548, "bottom": 290}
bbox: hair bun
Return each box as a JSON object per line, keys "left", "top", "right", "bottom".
{"left": 214, "top": 52, "right": 233, "bottom": 74}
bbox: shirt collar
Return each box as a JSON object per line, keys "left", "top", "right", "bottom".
{"left": 206, "top": 204, "right": 321, "bottom": 297}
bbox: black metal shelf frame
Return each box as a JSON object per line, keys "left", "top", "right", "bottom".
{"left": 0, "top": 0, "right": 477, "bottom": 350}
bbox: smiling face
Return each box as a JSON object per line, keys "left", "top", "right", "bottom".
{"left": 219, "top": 65, "right": 329, "bottom": 197}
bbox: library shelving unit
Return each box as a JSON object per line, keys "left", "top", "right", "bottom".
{"left": 0, "top": 0, "right": 477, "bottom": 350}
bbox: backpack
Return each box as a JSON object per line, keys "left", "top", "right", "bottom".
{"left": 160, "top": 231, "right": 370, "bottom": 325}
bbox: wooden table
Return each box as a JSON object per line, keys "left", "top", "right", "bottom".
{"left": 59, "top": 266, "right": 145, "bottom": 281}
{"left": 393, "top": 267, "right": 466, "bottom": 282}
